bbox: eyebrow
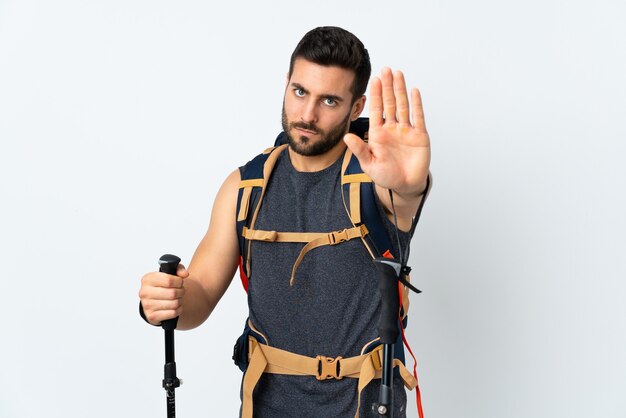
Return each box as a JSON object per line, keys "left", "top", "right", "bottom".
{"left": 290, "top": 82, "right": 345, "bottom": 103}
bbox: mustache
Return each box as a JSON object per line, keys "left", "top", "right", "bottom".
{"left": 290, "top": 121, "right": 321, "bottom": 134}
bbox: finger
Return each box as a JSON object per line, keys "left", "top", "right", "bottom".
{"left": 139, "top": 284, "right": 185, "bottom": 302}
{"left": 381, "top": 67, "right": 396, "bottom": 123}
{"left": 142, "top": 271, "right": 184, "bottom": 289}
{"left": 157, "top": 272, "right": 184, "bottom": 288}
{"left": 344, "top": 133, "right": 372, "bottom": 168}
{"left": 145, "top": 297, "right": 183, "bottom": 312}
{"left": 140, "top": 290, "right": 185, "bottom": 325}
{"left": 145, "top": 307, "right": 183, "bottom": 326}
{"left": 153, "top": 285, "right": 186, "bottom": 301}
{"left": 369, "top": 76, "right": 383, "bottom": 128}
{"left": 411, "top": 88, "right": 427, "bottom": 132}
{"left": 393, "top": 70, "right": 410, "bottom": 125}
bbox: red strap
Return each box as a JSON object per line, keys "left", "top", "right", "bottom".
{"left": 398, "top": 281, "right": 424, "bottom": 418}
{"left": 363, "top": 249, "right": 424, "bottom": 415}
{"left": 238, "top": 257, "right": 249, "bottom": 293}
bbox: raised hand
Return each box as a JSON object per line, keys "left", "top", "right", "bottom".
{"left": 344, "top": 67, "right": 431, "bottom": 199}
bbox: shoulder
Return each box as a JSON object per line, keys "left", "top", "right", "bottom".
{"left": 212, "top": 169, "right": 241, "bottom": 215}
{"left": 223, "top": 168, "right": 241, "bottom": 188}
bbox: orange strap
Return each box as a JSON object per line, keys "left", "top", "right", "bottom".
{"left": 237, "top": 179, "right": 264, "bottom": 222}
{"left": 242, "top": 224, "right": 369, "bottom": 285}
{"left": 242, "top": 144, "right": 289, "bottom": 277}
{"left": 241, "top": 336, "right": 417, "bottom": 418}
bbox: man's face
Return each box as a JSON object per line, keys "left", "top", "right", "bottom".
{"left": 282, "top": 58, "right": 362, "bottom": 156}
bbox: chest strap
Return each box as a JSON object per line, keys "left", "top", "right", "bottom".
{"left": 242, "top": 224, "right": 369, "bottom": 286}
{"left": 241, "top": 336, "right": 417, "bottom": 418}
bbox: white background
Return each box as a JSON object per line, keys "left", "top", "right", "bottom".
{"left": 1, "top": 1, "right": 625, "bottom": 417}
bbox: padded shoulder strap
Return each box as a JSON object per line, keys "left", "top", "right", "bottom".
{"left": 236, "top": 144, "right": 288, "bottom": 281}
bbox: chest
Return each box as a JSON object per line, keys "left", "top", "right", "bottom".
{"left": 255, "top": 156, "right": 349, "bottom": 233}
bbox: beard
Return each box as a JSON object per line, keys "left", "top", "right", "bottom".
{"left": 281, "top": 105, "right": 352, "bottom": 157}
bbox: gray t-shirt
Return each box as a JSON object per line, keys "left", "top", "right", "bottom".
{"left": 243, "top": 148, "right": 410, "bottom": 417}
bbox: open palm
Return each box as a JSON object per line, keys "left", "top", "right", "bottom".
{"left": 345, "top": 67, "right": 431, "bottom": 197}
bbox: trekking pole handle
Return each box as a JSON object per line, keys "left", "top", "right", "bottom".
{"left": 159, "top": 254, "right": 181, "bottom": 331}
{"left": 372, "top": 257, "right": 401, "bottom": 345}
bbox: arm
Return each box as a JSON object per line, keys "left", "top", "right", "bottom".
{"left": 344, "top": 68, "right": 431, "bottom": 231}
{"left": 139, "top": 168, "right": 241, "bottom": 330}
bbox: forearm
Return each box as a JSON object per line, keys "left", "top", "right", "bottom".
{"left": 175, "top": 274, "right": 214, "bottom": 330}
{"left": 176, "top": 249, "right": 238, "bottom": 330}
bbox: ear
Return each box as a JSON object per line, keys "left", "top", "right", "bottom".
{"left": 350, "top": 95, "right": 366, "bottom": 121}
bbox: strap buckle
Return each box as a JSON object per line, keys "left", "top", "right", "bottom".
{"left": 316, "top": 355, "right": 343, "bottom": 380}
{"left": 328, "top": 229, "right": 349, "bottom": 245}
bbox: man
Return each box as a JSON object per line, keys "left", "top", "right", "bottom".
{"left": 139, "top": 26, "right": 431, "bottom": 417}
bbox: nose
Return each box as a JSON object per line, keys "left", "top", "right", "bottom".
{"left": 301, "top": 99, "right": 318, "bottom": 124}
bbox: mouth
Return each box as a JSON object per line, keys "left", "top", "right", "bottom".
{"left": 294, "top": 127, "right": 319, "bottom": 136}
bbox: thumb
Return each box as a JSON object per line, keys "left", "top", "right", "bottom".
{"left": 177, "top": 264, "right": 190, "bottom": 279}
{"left": 344, "top": 133, "right": 372, "bottom": 168}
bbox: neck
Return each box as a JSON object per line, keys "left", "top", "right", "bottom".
{"left": 288, "top": 141, "right": 347, "bottom": 172}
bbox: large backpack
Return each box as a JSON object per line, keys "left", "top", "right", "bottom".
{"left": 233, "top": 117, "right": 429, "bottom": 418}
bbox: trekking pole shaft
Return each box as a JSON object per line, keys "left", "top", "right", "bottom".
{"left": 377, "top": 344, "right": 394, "bottom": 417}
{"left": 165, "top": 329, "right": 175, "bottom": 364}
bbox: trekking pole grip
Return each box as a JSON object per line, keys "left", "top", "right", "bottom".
{"left": 159, "top": 254, "right": 181, "bottom": 331}
{"left": 373, "top": 257, "right": 401, "bottom": 344}
{"left": 372, "top": 257, "right": 401, "bottom": 417}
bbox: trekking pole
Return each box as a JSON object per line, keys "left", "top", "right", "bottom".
{"left": 372, "top": 257, "right": 402, "bottom": 418}
{"left": 158, "top": 254, "right": 183, "bottom": 418}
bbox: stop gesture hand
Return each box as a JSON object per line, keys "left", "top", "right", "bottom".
{"left": 344, "top": 68, "right": 431, "bottom": 201}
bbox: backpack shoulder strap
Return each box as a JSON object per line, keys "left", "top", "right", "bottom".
{"left": 341, "top": 148, "right": 395, "bottom": 260}
{"left": 236, "top": 144, "right": 288, "bottom": 290}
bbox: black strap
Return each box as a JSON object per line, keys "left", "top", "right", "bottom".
{"left": 388, "top": 173, "right": 431, "bottom": 294}
{"left": 403, "top": 173, "right": 431, "bottom": 265}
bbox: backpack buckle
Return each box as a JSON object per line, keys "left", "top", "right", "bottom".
{"left": 328, "top": 229, "right": 349, "bottom": 245}
{"left": 316, "top": 355, "right": 343, "bottom": 380}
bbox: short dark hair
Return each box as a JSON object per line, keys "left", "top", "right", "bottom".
{"left": 288, "top": 26, "right": 371, "bottom": 103}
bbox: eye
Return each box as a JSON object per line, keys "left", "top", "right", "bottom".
{"left": 323, "top": 98, "right": 337, "bottom": 107}
{"left": 294, "top": 88, "right": 306, "bottom": 97}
